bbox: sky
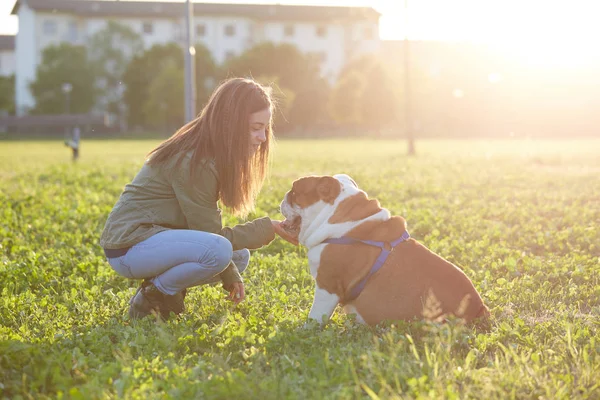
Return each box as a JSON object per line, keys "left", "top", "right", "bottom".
{"left": 2, "top": 0, "right": 600, "bottom": 67}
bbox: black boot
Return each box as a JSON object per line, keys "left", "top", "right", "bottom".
{"left": 128, "top": 280, "right": 187, "bottom": 320}
{"left": 159, "top": 288, "right": 187, "bottom": 320}
{"left": 128, "top": 280, "right": 163, "bottom": 320}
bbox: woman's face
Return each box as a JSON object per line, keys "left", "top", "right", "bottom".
{"left": 248, "top": 107, "right": 272, "bottom": 155}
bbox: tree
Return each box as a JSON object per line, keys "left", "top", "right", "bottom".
{"left": 383, "top": 53, "right": 448, "bottom": 140}
{"left": 123, "top": 42, "right": 218, "bottom": 129}
{"left": 288, "top": 81, "right": 330, "bottom": 131}
{"left": 0, "top": 74, "right": 15, "bottom": 115}
{"left": 143, "top": 60, "right": 185, "bottom": 129}
{"left": 193, "top": 44, "right": 220, "bottom": 111}
{"left": 29, "top": 43, "right": 96, "bottom": 114}
{"left": 332, "top": 56, "right": 398, "bottom": 135}
{"left": 329, "top": 70, "right": 365, "bottom": 126}
{"left": 224, "top": 43, "right": 321, "bottom": 93}
{"left": 87, "top": 21, "right": 144, "bottom": 125}
{"left": 224, "top": 43, "right": 328, "bottom": 133}
{"left": 123, "top": 44, "right": 177, "bottom": 128}
{"left": 360, "top": 62, "right": 397, "bottom": 135}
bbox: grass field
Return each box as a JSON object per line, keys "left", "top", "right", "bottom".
{"left": 1, "top": 139, "right": 599, "bottom": 399}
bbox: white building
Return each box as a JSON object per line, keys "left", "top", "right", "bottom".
{"left": 11, "top": 0, "right": 381, "bottom": 115}
{"left": 0, "top": 35, "right": 16, "bottom": 77}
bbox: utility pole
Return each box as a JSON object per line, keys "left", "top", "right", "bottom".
{"left": 404, "top": 0, "right": 415, "bottom": 155}
{"left": 184, "top": 0, "right": 197, "bottom": 122}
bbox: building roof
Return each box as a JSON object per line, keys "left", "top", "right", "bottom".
{"left": 0, "top": 35, "right": 15, "bottom": 51}
{"left": 11, "top": 0, "right": 380, "bottom": 21}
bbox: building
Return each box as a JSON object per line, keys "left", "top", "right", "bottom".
{"left": 11, "top": 0, "right": 380, "bottom": 115}
{"left": 0, "top": 35, "right": 16, "bottom": 77}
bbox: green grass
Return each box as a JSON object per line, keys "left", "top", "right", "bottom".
{"left": 1, "top": 139, "right": 599, "bottom": 399}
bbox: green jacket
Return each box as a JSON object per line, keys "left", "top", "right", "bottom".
{"left": 100, "top": 151, "right": 275, "bottom": 287}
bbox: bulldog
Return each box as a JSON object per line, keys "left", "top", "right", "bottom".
{"left": 280, "top": 174, "right": 489, "bottom": 326}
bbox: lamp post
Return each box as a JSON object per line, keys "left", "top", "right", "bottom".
{"left": 403, "top": 0, "right": 415, "bottom": 155}
{"left": 184, "top": 0, "right": 197, "bottom": 122}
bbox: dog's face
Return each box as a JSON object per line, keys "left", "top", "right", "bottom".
{"left": 280, "top": 174, "right": 363, "bottom": 244}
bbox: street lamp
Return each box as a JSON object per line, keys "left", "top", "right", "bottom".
{"left": 403, "top": 0, "right": 415, "bottom": 155}
{"left": 62, "top": 82, "right": 72, "bottom": 115}
{"left": 183, "top": 0, "right": 197, "bottom": 122}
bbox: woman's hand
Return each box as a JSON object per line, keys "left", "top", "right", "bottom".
{"left": 228, "top": 282, "right": 245, "bottom": 304}
{"left": 271, "top": 220, "right": 300, "bottom": 246}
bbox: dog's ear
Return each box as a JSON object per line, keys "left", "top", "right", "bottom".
{"left": 317, "top": 176, "right": 341, "bottom": 204}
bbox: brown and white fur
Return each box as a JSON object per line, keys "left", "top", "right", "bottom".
{"left": 280, "top": 174, "right": 489, "bottom": 326}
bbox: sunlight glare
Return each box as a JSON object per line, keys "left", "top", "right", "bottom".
{"left": 488, "top": 73, "right": 502, "bottom": 84}
{"left": 383, "top": 0, "right": 600, "bottom": 69}
{"left": 452, "top": 89, "right": 464, "bottom": 98}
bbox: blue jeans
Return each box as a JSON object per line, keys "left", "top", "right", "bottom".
{"left": 106, "top": 229, "right": 249, "bottom": 295}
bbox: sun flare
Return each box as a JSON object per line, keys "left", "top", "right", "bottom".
{"left": 381, "top": 0, "right": 600, "bottom": 69}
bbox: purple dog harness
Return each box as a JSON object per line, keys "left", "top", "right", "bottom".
{"left": 322, "top": 230, "right": 411, "bottom": 302}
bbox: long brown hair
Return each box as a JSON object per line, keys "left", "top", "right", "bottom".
{"left": 147, "top": 77, "right": 273, "bottom": 217}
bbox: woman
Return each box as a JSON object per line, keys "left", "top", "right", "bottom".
{"left": 100, "top": 78, "right": 295, "bottom": 320}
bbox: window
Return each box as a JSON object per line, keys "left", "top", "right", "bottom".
{"left": 224, "top": 25, "right": 235, "bottom": 37}
{"left": 142, "top": 21, "right": 153, "bottom": 34}
{"left": 68, "top": 21, "right": 78, "bottom": 42}
{"left": 43, "top": 20, "right": 57, "bottom": 35}
{"left": 172, "top": 22, "right": 183, "bottom": 41}
{"left": 284, "top": 24, "right": 294, "bottom": 37}
{"left": 316, "top": 25, "right": 327, "bottom": 37}
{"left": 364, "top": 26, "right": 374, "bottom": 40}
{"left": 196, "top": 24, "right": 206, "bottom": 36}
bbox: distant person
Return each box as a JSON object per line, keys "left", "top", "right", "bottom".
{"left": 64, "top": 126, "right": 80, "bottom": 161}
{"left": 100, "top": 78, "right": 296, "bottom": 320}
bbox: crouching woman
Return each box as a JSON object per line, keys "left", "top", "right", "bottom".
{"left": 100, "top": 78, "right": 291, "bottom": 320}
